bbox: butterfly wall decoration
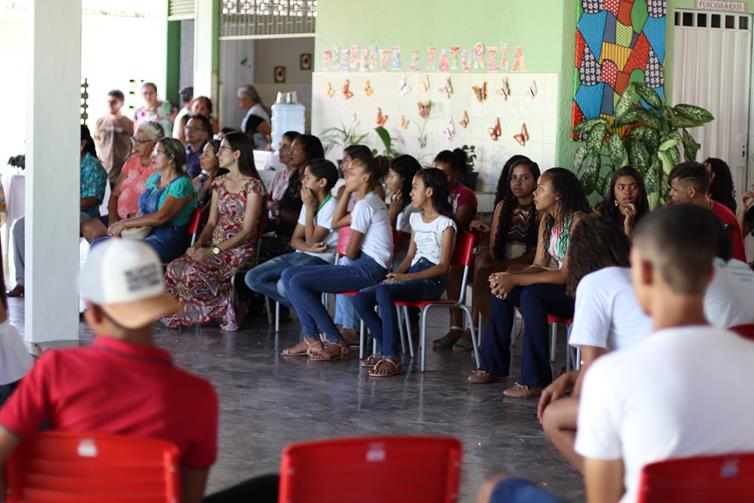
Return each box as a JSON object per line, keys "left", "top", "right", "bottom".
{"left": 440, "top": 77, "right": 453, "bottom": 99}
{"left": 472, "top": 81, "right": 487, "bottom": 102}
{"left": 488, "top": 117, "right": 501, "bottom": 141}
{"left": 400, "top": 115, "right": 410, "bottom": 129}
{"left": 514, "top": 123, "right": 530, "bottom": 146}
{"left": 364, "top": 80, "right": 374, "bottom": 96}
{"left": 528, "top": 81, "right": 537, "bottom": 99}
{"left": 443, "top": 117, "right": 456, "bottom": 142}
{"left": 417, "top": 100, "right": 431, "bottom": 119}
{"left": 342, "top": 80, "right": 353, "bottom": 100}
{"left": 376, "top": 107, "right": 388, "bottom": 127}
{"left": 398, "top": 74, "right": 411, "bottom": 96}
{"left": 326, "top": 82, "right": 334, "bottom": 97}
{"left": 496, "top": 78, "right": 511, "bottom": 100}
{"left": 459, "top": 110, "right": 469, "bottom": 128}
{"left": 421, "top": 74, "right": 430, "bottom": 92}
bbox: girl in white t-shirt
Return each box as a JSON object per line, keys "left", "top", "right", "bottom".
{"left": 281, "top": 156, "right": 393, "bottom": 361}
{"left": 353, "top": 168, "right": 457, "bottom": 377}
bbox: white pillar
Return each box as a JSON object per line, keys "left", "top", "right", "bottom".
{"left": 193, "top": 0, "right": 220, "bottom": 102}
{"left": 25, "top": 0, "right": 81, "bottom": 343}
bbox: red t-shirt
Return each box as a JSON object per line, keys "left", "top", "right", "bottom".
{"left": 450, "top": 182, "right": 478, "bottom": 230}
{"left": 0, "top": 337, "right": 218, "bottom": 469}
{"left": 711, "top": 200, "right": 747, "bottom": 262}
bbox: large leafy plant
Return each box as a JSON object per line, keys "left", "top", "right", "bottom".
{"left": 574, "top": 82, "right": 714, "bottom": 207}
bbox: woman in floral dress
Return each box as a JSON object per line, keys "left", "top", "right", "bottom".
{"left": 163, "top": 132, "right": 266, "bottom": 331}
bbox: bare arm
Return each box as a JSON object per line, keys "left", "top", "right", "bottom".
{"left": 0, "top": 426, "right": 21, "bottom": 498}
{"left": 331, "top": 188, "right": 353, "bottom": 229}
{"left": 108, "top": 176, "right": 126, "bottom": 224}
{"left": 290, "top": 222, "right": 331, "bottom": 252}
{"left": 584, "top": 458, "right": 624, "bottom": 503}
{"left": 388, "top": 227, "right": 456, "bottom": 281}
{"left": 393, "top": 234, "right": 417, "bottom": 274}
{"left": 120, "top": 195, "right": 192, "bottom": 228}
{"left": 180, "top": 467, "right": 210, "bottom": 503}
{"left": 80, "top": 197, "right": 101, "bottom": 212}
{"left": 488, "top": 201, "right": 504, "bottom": 258}
{"left": 454, "top": 203, "right": 475, "bottom": 231}
{"left": 256, "top": 120, "right": 271, "bottom": 135}
{"left": 193, "top": 190, "right": 220, "bottom": 247}
{"left": 345, "top": 229, "right": 365, "bottom": 260}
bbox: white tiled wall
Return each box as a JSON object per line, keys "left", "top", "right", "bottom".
{"left": 311, "top": 71, "right": 559, "bottom": 192}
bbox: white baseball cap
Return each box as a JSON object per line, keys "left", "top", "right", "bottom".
{"left": 80, "top": 239, "right": 179, "bottom": 329}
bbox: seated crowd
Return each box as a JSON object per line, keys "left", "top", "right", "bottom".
{"left": 1, "top": 84, "right": 754, "bottom": 502}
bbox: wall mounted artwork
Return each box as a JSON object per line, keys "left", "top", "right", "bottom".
{"left": 572, "top": 0, "right": 667, "bottom": 131}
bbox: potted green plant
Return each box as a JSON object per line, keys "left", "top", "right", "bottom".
{"left": 372, "top": 126, "right": 401, "bottom": 157}
{"left": 320, "top": 122, "right": 370, "bottom": 155}
{"left": 460, "top": 144, "right": 478, "bottom": 190}
{"left": 573, "top": 82, "right": 714, "bottom": 208}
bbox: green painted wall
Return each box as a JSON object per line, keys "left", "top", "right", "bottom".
{"left": 314, "top": 0, "right": 579, "bottom": 168}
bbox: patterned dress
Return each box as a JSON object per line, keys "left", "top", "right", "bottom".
{"left": 162, "top": 177, "right": 266, "bottom": 331}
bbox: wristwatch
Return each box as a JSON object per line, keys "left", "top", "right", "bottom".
{"left": 212, "top": 246, "right": 221, "bottom": 255}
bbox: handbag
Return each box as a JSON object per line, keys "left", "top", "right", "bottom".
{"left": 121, "top": 226, "right": 152, "bottom": 240}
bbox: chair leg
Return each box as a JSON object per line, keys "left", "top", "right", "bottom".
{"left": 477, "top": 311, "right": 483, "bottom": 349}
{"left": 274, "top": 301, "right": 280, "bottom": 333}
{"left": 359, "top": 319, "right": 366, "bottom": 360}
{"left": 264, "top": 296, "right": 273, "bottom": 326}
{"left": 420, "top": 306, "right": 429, "bottom": 372}
{"left": 549, "top": 323, "right": 558, "bottom": 364}
{"left": 461, "top": 305, "right": 480, "bottom": 368}
{"left": 396, "top": 306, "right": 407, "bottom": 355}
{"left": 403, "top": 306, "right": 415, "bottom": 358}
{"left": 575, "top": 346, "right": 582, "bottom": 370}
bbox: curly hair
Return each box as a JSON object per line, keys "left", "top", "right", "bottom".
{"left": 705, "top": 157, "right": 736, "bottom": 212}
{"left": 494, "top": 155, "right": 532, "bottom": 206}
{"left": 599, "top": 166, "right": 650, "bottom": 227}
{"left": 541, "top": 168, "right": 592, "bottom": 253}
{"left": 389, "top": 155, "right": 422, "bottom": 211}
{"left": 415, "top": 168, "right": 453, "bottom": 218}
{"left": 565, "top": 214, "right": 631, "bottom": 296}
{"left": 493, "top": 158, "right": 540, "bottom": 259}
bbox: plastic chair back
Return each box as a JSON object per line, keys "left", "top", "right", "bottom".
{"left": 637, "top": 452, "right": 754, "bottom": 503}
{"left": 279, "top": 436, "right": 462, "bottom": 503}
{"left": 731, "top": 324, "right": 754, "bottom": 342}
{"left": 451, "top": 232, "right": 476, "bottom": 268}
{"left": 336, "top": 226, "right": 351, "bottom": 257}
{"left": 187, "top": 207, "right": 203, "bottom": 246}
{"left": 4, "top": 431, "right": 180, "bottom": 503}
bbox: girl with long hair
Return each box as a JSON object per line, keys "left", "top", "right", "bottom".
{"left": 595, "top": 166, "right": 649, "bottom": 237}
{"left": 353, "top": 168, "right": 457, "bottom": 377}
{"left": 468, "top": 168, "right": 591, "bottom": 399}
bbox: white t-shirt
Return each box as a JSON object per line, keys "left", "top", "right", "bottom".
{"left": 296, "top": 196, "right": 338, "bottom": 264}
{"left": 410, "top": 212, "right": 456, "bottom": 266}
{"left": 705, "top": 258, "right": 754, "bottom": 328}
{"left": 396, "top": 204, "right": 421, "bottom": 234}
{"left": 575, "top": 326, "right": 754, "bottom": 503}
{"left": 0, "top": 321, "right": 33, "bottom": 385}
{"left": 350, "top": 192, "right": 393, "bottom": 269}
{"left": 172, "top": 106, "right": 190, "bottom": 139}
{"left": 569, "top": 267, "right": 653, "bottom": 351}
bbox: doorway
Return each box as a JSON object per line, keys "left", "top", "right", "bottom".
{"left": 672, "top": 9, "right": 753, "bottom": 196}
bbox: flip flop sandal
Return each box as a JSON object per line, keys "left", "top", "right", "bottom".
{"left": 432, "top": 334, "right": 458, "bottom": 349}
{"left": 451, "top": 336, "right": 474, "bottom": 352}
{"left": 309, "top": 342, "right": 351, "bottom": 361}
{"left": 281, "top": 339, "right": 321, "bottom": 356}
{"left": 368, "top": 358, "right": 405, "bottom": 377}
{"left": 360, "top": 353, "right": 382, "bottom": 368}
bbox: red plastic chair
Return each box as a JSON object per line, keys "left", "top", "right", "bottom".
{"left": 279, "top": 436, "right": 462, "bottom": 503}
{"left": 187, "top": 207, "right": 203, "bottom": 247}
{"left": 731, "top": 324, "right": 754, "bottom": 342}
{"left": 637, "top": 452, "right": 754, "bottom": 503}
{"left": 395, "top": 232, "right": 479, "bottom": 372}
{"left": 4, "top": 431, "right": 180, "bottom": 503}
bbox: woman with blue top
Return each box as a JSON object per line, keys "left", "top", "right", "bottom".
{"left": 107, "top": 137, "right": 196, "bottom": 262}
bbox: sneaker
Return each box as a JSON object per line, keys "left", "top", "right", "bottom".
{"left": 502, "top": 383, "right": 542, "bottom": 399}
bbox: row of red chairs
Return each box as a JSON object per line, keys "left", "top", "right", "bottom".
{"left": 6, "top": 430, "right": 754, "bottom": 502}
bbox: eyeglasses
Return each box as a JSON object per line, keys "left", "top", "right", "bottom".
{"left": 131, "top": 137, "right": 151, "bottom": 144}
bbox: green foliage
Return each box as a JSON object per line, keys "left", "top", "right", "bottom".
{"left": 320, "top": 123, "right": 370, "bottom": 154}
{"left": 462, "top": 145, "right": 477, "bottom": 172}
{"left": 572, "top": 82, "right": 714, "bottom": 208}
{"left": 372, "top": 126, "right": 401, "bottom": 157}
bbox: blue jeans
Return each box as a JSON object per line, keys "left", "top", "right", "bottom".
{"left": 282, "top": 254, "right": 387, "bottom": 343}
{"left": 352, "top": 258, "right": 445, "bottom": 357}
{"left": 91, "top": 224, "right": 188, "bottom": 264}
{"left": 333, "top": 255, "right": 360, "bottom": 330}
{"left": 479, "top": 284, "right": 573, "bottom": 387}
{"left": 244, "top": 252, "right": 328, "bottom": 308}
{"left": 490, "top": 478, "right": 566, "bottom": 503}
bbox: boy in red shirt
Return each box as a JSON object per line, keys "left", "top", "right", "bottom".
{"left": 668, "top": 161, "right": 746, "bottom": 261}
{"left": 0, "top": 239, "right": 218, "bottom": 503}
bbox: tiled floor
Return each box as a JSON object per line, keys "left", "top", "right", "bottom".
{"left": 8, "top": 297, "right": 584, "bottom": 502}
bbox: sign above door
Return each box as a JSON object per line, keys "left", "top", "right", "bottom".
{"left": 695, "top": 0, "right": 748, "bottom": 12}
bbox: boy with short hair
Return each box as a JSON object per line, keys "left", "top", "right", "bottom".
{"left": 94, "top": 89, "right": 134, "bottom": 184}
{"left": 245, "top": 159, "right": 340, "bottom": 309}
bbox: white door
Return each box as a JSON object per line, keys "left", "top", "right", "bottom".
{"left": 672, "top": 10, "right": 753, "bottom": 196}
